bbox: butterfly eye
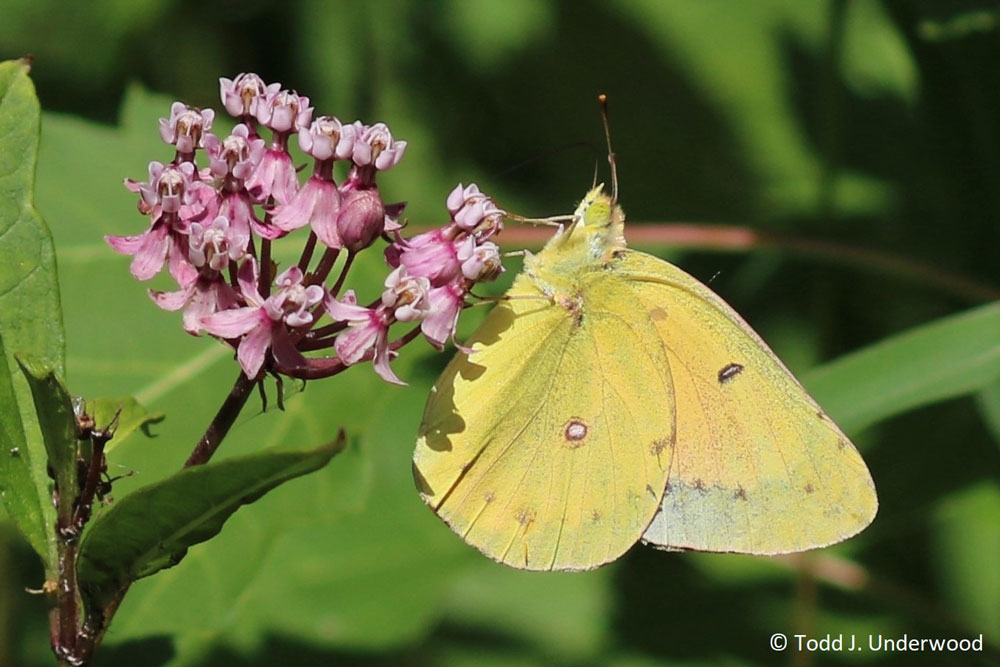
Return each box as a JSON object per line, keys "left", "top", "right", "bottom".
{"left": 582, "top": 199, "right": 612, "bottom": 228}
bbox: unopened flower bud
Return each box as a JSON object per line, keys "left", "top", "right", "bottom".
{"left": 337, "top": 189, "right": 386, "bottom": 253}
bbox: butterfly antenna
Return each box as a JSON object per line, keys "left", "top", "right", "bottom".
{"left": 598, "top": 94, "right": 618, "bottom": 204}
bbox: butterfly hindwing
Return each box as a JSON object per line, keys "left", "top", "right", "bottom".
{"left": 414, "top": 273, "right": 676, "bottom": 570}
{"left": 616, "top": 250, "right": 877, "bottom": 554}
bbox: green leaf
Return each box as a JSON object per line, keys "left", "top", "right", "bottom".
{"left": 805, "top": 302, "right": 1000, "bottom": 434}
{"left": 0, "top": 59, "right": 64, "bottom": 376}
{"left": 17, "top": 357, "right": 77, "bottom": 528}
{"left": 88, "top": 396, "right": 164, "bottom": 453}
{"left": 0, "top": 58, "right": 65, "bottom": 573}
{"left": 0, "top": 332, "right": 48, "bottom": 560}
{"left": 78, "top": 432, "right": 346, "bottom": 609}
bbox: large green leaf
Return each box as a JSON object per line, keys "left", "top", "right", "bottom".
{"left": 17, "top": 358, "right": 77, "bottom": 531}
{"left": 0, "top": 59, "right": 65, "bottom": 572}
{"left": 805, "top": 301, "right": 1000, "bottom": 434}
{"left": 0, "top": 332, "right": 46, "bottom": 560}
{"left": 78, "top": 433, "right": 345, "bottom": 610}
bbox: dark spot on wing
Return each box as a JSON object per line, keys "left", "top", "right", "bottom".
{"left": 734, "top": 485, "right": 748, "bottom": 501}
{"left": 804, "top": 483, "right": 815, "bottom": 495}
{"left": 718, "top": 363, "right": 744, "bottom": 384}
{"left": 646, "top": 484, "right": 658, "bottom": 499}
{"left": 591, "top": 509, "right": 601, "bottom": 523}
{"left": 693, "top": 478, "right": 707, "bottom": 494}
{"left": 564, "top": 418, "right": 588, "bottom": 448}
{"left": 649, "top": 307, "right": 668, "bottom": 321}
{"left": 483, "top": 491, "right": 495, "bottom": 504}
{"left": 650, "top": 437, "right": 673, "bottom": 457}
{"left": 516, "top": 508, "right": 536, "bottom": 528}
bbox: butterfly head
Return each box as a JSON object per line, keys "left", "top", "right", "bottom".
{"left": 559, "top": 184, "right": 626, "bottom": 262}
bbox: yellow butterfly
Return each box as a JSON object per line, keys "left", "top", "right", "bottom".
{"left": 413, "top": 171, "right": 877, "bottom": 572}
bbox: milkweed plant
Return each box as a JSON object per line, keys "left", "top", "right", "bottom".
{"left": 0, "top": 65, "right": 506, "bottom": 666}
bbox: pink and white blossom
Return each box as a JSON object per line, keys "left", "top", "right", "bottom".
{"left": 324, "top": 267, "right": 430, "bottom": 384}
{"left": 352, "top": 122, "right": 406, "bottom": 171}
{"left": 298, "top": 116, "right": 357, "bottom": 161}
{"left": 159, "top": 102, "right": 215, "bottom": 156}
{"left": 188, "top": 215, "right": 244, "bottom": 270}
{"left": 201, "top": 260, "right": 325, "bottom": 377}
{"left": 220, "top": 73, "right": 279, "bottom": 118}
{"left": 204, "top": 125, "right": 265, "bottom": 183}
{"left": 254, "top": 89, "right": 313, "bottom": 134}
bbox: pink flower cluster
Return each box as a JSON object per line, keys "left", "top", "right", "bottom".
{"left": 108, "top": 73, "right": 504, "bottom": 383}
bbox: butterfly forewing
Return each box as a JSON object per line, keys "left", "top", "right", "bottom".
{"left": 414, "top": 273, "right": 676, "bottom": 570}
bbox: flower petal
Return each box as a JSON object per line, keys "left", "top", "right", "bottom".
{"left": 201, "top": 306, "right": 265, "bottom": 339}
{"left": 237, "top": 323, "right": 273, "bottom": 378}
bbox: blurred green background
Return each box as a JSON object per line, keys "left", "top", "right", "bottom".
{"left": 2, "top": 0, "right": 1000, "bottom": 665}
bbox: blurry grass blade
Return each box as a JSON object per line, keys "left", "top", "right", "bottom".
{"left": 932, "top": 482, "right": 1000, "bottom": 641}
{"left": 78, "top": 431, "right": 346, "bottom": 608}
{"left": 0, "top": 332, "right": 52, "bottom": 563}
{"left": 975, "top": 378, "right": 1000, "bottom": 448}
{"left": 17, "top": 357, "right": 77, "bottom": 528}
{"left": 805, "top": 302, "right": 1000, "bottom": 434}
{"left": 89, "top": 396, "right": 164, "bottom": 454}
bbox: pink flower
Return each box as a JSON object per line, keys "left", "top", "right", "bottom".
{"left": 204, "top": 125, "right": 265, "bottom": 183}
{"left": 459, "top": 240, "right": 503, "bottom": 281}
{"left": 271, "top": 175, "right": 342, "bottom": 247}
{"left": 386, "top": 229, "right": 469, "bottom": 287}
{"left": 244, "top": 147, "right": 298, "bottom": 205}
{"left": 254, "top": 89, "right": 313, "bottom": 134}
{"left": 220, "top": 73, "right": 279, "bottom": 118}
{"left": 151, "top": 272, "right": 239, "bottom": 335}
{"left": 124, "top": 161, "right": 200, "bottom": 216}
{"left": 298, "top": 116, "right": 356, "bottom": 161}
{"left": 188, "top": 215, "right": 244, "bottom": 271}
{"left": 324, "top": 267, "right": 430, "bottom": 384}
{"left": 446, "top": 182, "right": 504, "bottom": 231}
{"left": 352, "top": 122, "right": 406, "bottom": 171}
{"left": 159, "top": 102, "right": 214, "bottom": 156}
{"left": 421, "top": 283, "right": 466, "bottom": 349}
{"left": 108, "top": 162, "right": 202, "bottom": 283}
{"left": 201, "top": 260, "right": 325, "bottom": 377}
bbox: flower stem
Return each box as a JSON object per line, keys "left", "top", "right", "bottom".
{"left": 259, "top": 238, "right": 272, "bottom": 298}
{"left": 310, "top": 247, "right": 340, "bottom": 286}
{"left": 184, "top": 372, "right": 256, "bottom": 467}
{"left": 298, "top": 231, "right": 318, "bottom": 272}
{"left": 330, "top": 251, "right": 355, "bottom": 297}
